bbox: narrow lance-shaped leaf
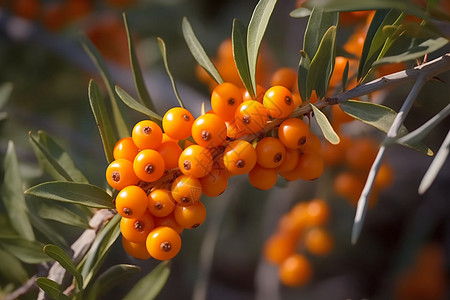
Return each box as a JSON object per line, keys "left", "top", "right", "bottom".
{"left": 0, "top": 247, "right": 28, "bottom": 283}
{"left": 247, "top": 0, "right": 277, "bottom": 96}
{"left": 36, "top": 277, "right": 71, "bottom": 300}
{"left": 27, "top": 210, "right": 68, "bottom": 248}
{"left": 232, "top": 19, "right": 254, "bottom": 99}
{"left": 341, "top": 60, "right": 350, "bottom": 92}
{"left": 157, "top": 37, "right": 185, "bottom": 108}
{"left": 25, "top": 181, "right": 115, "bottom": 209}
{"left": 0, "top": 237, "right": 52, "bottom": 264}
{"left": 2, "top": 141, "right": 35, "bottom": 241}
{"left": 123, "top": 261, "right": 170, "bottom": 300}
{"left": 38, "top": 202, "right": 91, "bottom": 229}
{"left": 81, "top": 35, "right": 129, "bottom": 138}
{"left": 123, "top": 13, "right": 157, "bottom": 113}
{"left": 44, "top": 244, "right": 83, "bottom": 288}
{"left": 311, "top": 104, "right": 340, "bottom": 144}
{"left": 115, "top": 85, "right": 162, "bottom": 123}
{"left": 0, "top": 81, "right": 13, "bottom": 110}
{"left": 297, "top": 50, "right": 311, "bottom": 102}
{"left": 182, "top": 17, "right": 223, "bottom": 85}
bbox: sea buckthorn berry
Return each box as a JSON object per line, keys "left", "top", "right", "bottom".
{"left": 263, "top": 233, "right": 297, "bottom": 265}
{"left": 148, "top": 189, "right": 176, "bottom": 218}
{"left": 243, "top": 84, "right": 267, "bottom": 103}
{"left": 374, "top": 163, "right": 394, "bottom": 189}
{"left": 106, "top": 159, "right": 140, "bottom": 190}
{"left": 211, "top": 82, "right": 243, "bottom": 122}
{"left": 132, "top": 120, "right": 163, "bottom": 150}
{"left": 278, "top": 118, "right": 310, "bottom": 149}
{"left": 321, "top": 134, "right": 351, "bottom": 167}
{"left": 171, "top": 175, "right": 202, "bottom": 206}
{"left": 333, "top": 171, "right": 364, "bottom": 204}
{"left": 157, "top": 141, "right": 182, "bottom": 170}
{"left": 113, "top": 137, "right": 139, "bottom": 161}
{"left": 255, "top": 137, "right": 286, "bottom": 169}
{"left": 146, "top": 226, "right": 181, "bottom": 261}
{"left": 163, "top": 107, "right": 194, "bottom": 140}
{"left": 154, "top": 213, "right": 184, "bottom": 235}
{"left": 13, "top": 0, "right": 40, "bottom": 20}
{"left": 279, "top": 203, "right": 309, "bottom": 237}
{"left": 199, "top": 167, "right": 228, "bottom": 197}
{"left": 162, "top": 133, "right": 178, "bottom": 143}
{"left": 178, "top": 145, "right": 213, "bottom": 178}
{"left": 263, "top": 86, "right": 295, "bottom": 119}
{"left": 120, "top": 212, "right": 155, "bottom": 243}
{"left": 235, "top": 100, "right": 269, "bottom": 134}
{"left": 280, "top": 152, "right": 324, "bottom": 181}
{"left": 133, "top": 149, "right": 165, "bottom": 182}
{"left": 332, "top": 104, "right": 354, "bottom": 128}
{"left": 279, "top": 254, "right": 312, "bottom": 287}
{"left": 277, "top": 148, "right": 300, "bottom": 173}
{"left": 306, "top": 198, "right": 330, "bottom": 226}
{"left": 222, "top": 140, "right": 257, "bottom": 176}
{"left": 226, "top": 120, "right": 246, "bottom": 139}
{"left": 174, "top": 201, "right": 207, "bottom": 229}
{"left": 345, "top": 138, "right": 378, "bottom": 171}
{"left": 248, "top": 164, "right": 278, "bottom": 190}
{"left": 122, "top": 237, "right": 150, "bottom": 260}
{"left": 270, "top": 67, "right": 297, "bottom": 91}
{"left": 299, "top": 132, "right": 321, "bottom": 154}
{"left": 116, "top": 185, "right": 148, "bottom": 219}
{"left": 304, "top": 227, "right": 334, "bottom": 256}
{"left": 191, "top": 114, "right": 227, "bottom": 148}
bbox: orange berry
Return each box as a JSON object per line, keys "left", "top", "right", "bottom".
{"left": 147, "top": 189, "right": 176, "bottom": 218}
{"left": 120, "top": 212, "right": 154, "bottom": 243}
{"left": 270, "top": 67, "right": 297, "bottom": 91}
{"left": 122, "top": 237, "right": 151, "bottom": 260}
{"left": 332, "top": 104, "right": 354, "bottom": 127}
{"left": 162, "top": 133, "right": 177, "bottom": 143}
{"left": 146, "top": 226, "right": 181, "bottom": 261}
{"left": 263, "top": 233, "right": 297, "bottom": 265}
{"left": 305, "top": 198, "right": 330, "bottom": 226}
{"left": 235, "top": 100, "right": 269, "bottom": 134}
{"left": 304, "top": 227, "right": 334, "bottom": 256}
{"left": 374, "top": 163, "right": 394, "bottom": 190}
{"left": 199, "top": 167, "right": 228, "bottom": 197}
{"left": 277, "top": 148, "right": 300, "bottom": 172}
{"left": 343, "top": 26, "right": 366, "bottom": 57}
{"left": 178, "top": 145, "right": 213, "bottom": 178}
{"left": 162, "top": 107, "right": 194, "bottom": 140}
{"left": 133, "top": 149, "right": 165, "bottom": 182}
{"left": 113, "top": 137, "right": 139, "bottom": 161}
{"left": 345, "top": 138, "right": 378, "bottom": 171}
{"left": 243, "top": 85, "right": 267, "bottom": 103}
{"left": 278, "top": 118, "right": 310, "bottom": 149}
{"left": 211, "top": 82, "right": 243, "bottom": 122}
{"left": 132, "top": 120, "right": 163, "bottom": 150}
{"left": 248, "top": 164, "right": 278, "bottom": 190}
{"left": 222, "top": 140, "right": 257, "bottom": 176}
{"left": 225, "top": 120, "right": 246, "bottom": 139}
{"left": 106, "top": 159, "right": 140, "bottom": 190}
{"left": 263, "top": 86, "right": 295, "bottom": 119}
{"left": 255, "top": 137, "right": 286, "bottom": 169}
{"left": 292, "top": 92, "right": 303, "bottom": 107}
{"left": 13, "top": 0, "right": 40, "bottom": 20}
{"left": 43, "top": 3, "right": 67, "bottom": 32}
{"left": 280, "top": 152, "right": 324, "bottom": 181}
{"left": 174, "top": 201, "right": 207, "bottom": 229}
{"left": 171, "top": 175, "right": 202, "bottom": 206}
{"left": 157, "top": 141, "right": 182, "bottom": 170}
{"left": 66, "top": 0, "right": 92, "bottom": 21}
{"left": 333, "top": 171, "right": 364, "bottom": 204}
{"left": 191, "top": 113, "right": 227, "bottom": 148}
{"left": 280, "top": 202, "right": 309, "bottom": 236}
{"left": 279, "top": 254, "right": 312, "bottom": 287}
{"left": 321, "top": 134, "right": 351, "bottom": 167}
{"left": 217, "top": 38, "right": 234, "bottom": 62}
{"left": 116, "top": 185, "right": 148, "bottom": 219}
{"left": 299, "top": 132, "right": 321, "bottom": 154}
{"left": 154, "top": 213, "right": 184, "bottom": 235}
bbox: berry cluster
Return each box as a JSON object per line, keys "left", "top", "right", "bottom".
{"left": 263, "top": 199, "right": 333, "bottom": 287}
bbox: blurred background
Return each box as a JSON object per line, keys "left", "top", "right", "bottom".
{"left": 0, "top": 0, "right": 449, "bottom": 299}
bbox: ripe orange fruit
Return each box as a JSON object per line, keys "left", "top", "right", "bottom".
{"left": 263, "top": 86, "right": 295, "bottom": 119}
{"left": 174, "top": 201, "right": 207, "bottom": 229}
{"left": 132, "top": 120, "right": 163, "bottom": 150}
{"left": 199, "top": 167, "right": 228, "bottom": 197}
{"left": 278, "top": 118, "right": 310, "bottom": 149}
{"left": 171, "top": 175, "right": 202, "bottom": 206}
{"left": 133, "top": 149, "right": 165, "bottom": 182}
{"left": 157, "top": 141, "right": 183, "bottom": 170}
{"left": 106, "top": 159, "right": 140, "bottom": 190}
{"left": 146, "top": 226, "right": 181, "bottom": 261}
{"left": 116, "top": 185, "right": 148, "bottom": 219}
{"left": 163, "top": 107, "right": 194, "bottom": 140}
{"left": 304, "top": 227, "right": 334, "bottom": 256}
{"left": 222, "top": 140, "right": 257, "bottom": 176}
{"left": 191, "top": 113, "right": 227, "bottom": 148}
{"left": 235, "top": 100, "right": 269, "bottom": 134}
{"left": 147, "top": 189, "right": 176, "bottom": 218}
{"left": 120, "top": 212, "right": 155, "bottom": 244}
{"left": 278, "top": 254, "right": 312, "bottom": 286}
{"left": 121, "top": 237, "right": 150, "bottom": 260}
{"left": 263, "top": 233, "right": 297, "bottom": 265}
{"left": 211, "top": 82, "right": 243, "bottom": 122}
{"left": 178, "top": 145, "right": 213, "bottom": 178}
{"left": 248, "top": 164, "right": 278, "bottom": 190}
{"left": 113, "top": 137, "right": 139, "bottom": 161}
{"left": 270, "top": 67, "right": 297, "bottom": 91}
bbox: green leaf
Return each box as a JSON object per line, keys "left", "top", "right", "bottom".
{"left": 25, "top": 181, "right": 114, "bottom": 209}
{"left": 373, "top": 37, "right": 449, "bottom": 66}
{"left": 303, "top": 7, "right": 339, "bottom": 59}
{"left": 0, "top": 82, "right": 13, "bottom": 110}
{"left": 182, "top": 17, "right": 223, "bottom": 85}
{"left": 339, "top": 100, "right": 433, "bottom": 155}
{"left": 38, "top": 202, "right": 90, "bottom": 229}
{"left": 297, "top": 50, "right": 311, "bottom": 102}
{"left": 0, "top": 237, "right": 51, "bottom": 264}
{"left": 86, "top": 264, "right": 141, "bottom": 300}
{"left": 81, "top": 35, "right": 129, "bottom": 139}
{"left": 157, "top": 37, "right": 185, "bottom": 108}
{"left": 290, "top": 7, "right": 313, "bottom": 18}
{"left": 81, "top": 214, "right": 121, "bottom": 288}
{"left": 27, "top": 211, "right": 68, "bottom": 248}
{"left": 122, "top": 261, "right": 170, "bottom": 300}
{"left": 311, "top": 104, "right": 340, "bottom": 144}
{"left": 2, "top": 141, "right": 35, "bottom": 241}
{"left": 88, "top": 80, "right": 116, "bottom": 163}
{"left": 123, "top": 13, "right": 157, "bottom": 113}
{"left": 0, "top": 247, "right": 28, "bottom": 283}
{"left": 341, "top": 60, "right": 349, "bottom": 92}
{"left": 36, "top": 277, "right": 71, "bottom": 300}
{"left": 306, "top": 26, "right": 337, "bottom": 98}
{"left": 44, "top": 244, "right": 83, "bottom": 288}
{"left": 232, "top": 19, "right": 254, "bottom": 99}
{"left": 247, "top": 0, "right": 277, "bottom": 95}
{"left": 115, "top": 85, "right": 162, "bottom": 123}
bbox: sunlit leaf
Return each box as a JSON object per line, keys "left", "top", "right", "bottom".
{"left": 0, "top": 237, "right": 51, "bottom": 264}
{"left": 182, "top": 17, "right": 223, "bottom": 85}
{"left": 0, "top": 247, "right": 28, "bottom": 283}
{"left": 297, "top": 50, "right": 311, "bottom": 102}
{"left": 0, "top": 82, "right": 13, "bottom": 110}
{"left": 25, "top": 181, "right": 114, "bottom": 209}
{"left": 36, "top": 277, "right": 71, "bottom": 300}
{"left": 123, "top": 261, "right": 170, "bottom": 300}
{"left": 88, "top": 80, "right": 116, "bottom": 163}
{"left": 115, "top": 85, "right": 162, "bottom": 123}
{"left": 44, "top": 244, "right": 83, "bottom": 288}
{"left": 232, "top": 19, "right": 254, "bottom": 99}
{"left": 38, "top": 202, "right": 90, "bottom": 229}
{"left": 2, "top": 141, "right": 35, "bottom": 241}
{"left": 311, "top": 104, "right": 340, "bottom": 144}
{"left": 247, "top": 0, "right": 277, "bottom": 95}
